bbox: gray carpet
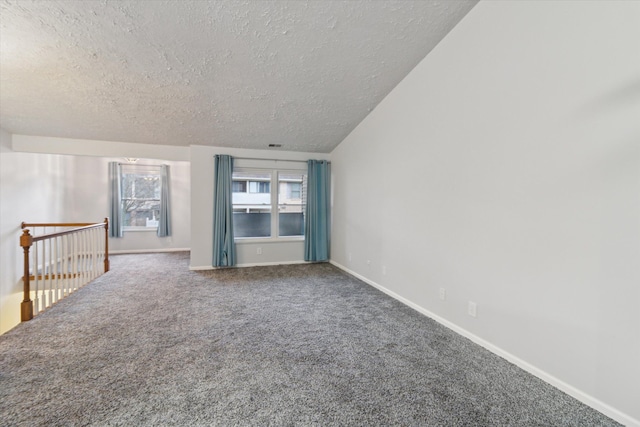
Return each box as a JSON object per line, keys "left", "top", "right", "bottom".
{"left": 0, "top": 252, "right": 620, "bottom": 426}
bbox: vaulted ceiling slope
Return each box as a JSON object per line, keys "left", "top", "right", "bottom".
{"left": 0, "top": 0, "right": 477, "bottom": 153}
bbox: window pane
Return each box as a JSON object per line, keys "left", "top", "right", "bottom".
{"left": 279, "top": 207, "right": 303, "bottom": 236}
{"left": 233, "top": 210, "right": 271, "bottom": 238}
{"left": 123, "top": 174, "right": 160, "bottom": 199}
{"left": 121, "top": 171, "right": 161, "bottom": 228}
{"left": 123, "top": 201, "right": 161, "bottom": 227}
{"left": 232, "top": 181, "right": 246, "bottom": 193}
{"left": 233, "top": 171, "right": 272, "bottom": 237}
{"left": 278, "top": 173, "right": 306, "bottom": 237}
{"left": 249, "top": 181, "right": 270, "bottom": 193}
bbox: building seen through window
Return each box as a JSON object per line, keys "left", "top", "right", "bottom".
{"left": 232, "top": 170, "right": 306, "bottom": 238}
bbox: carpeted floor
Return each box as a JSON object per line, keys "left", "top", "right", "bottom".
{"left": 0, "top": 252, "right": 620, "bottom": 426}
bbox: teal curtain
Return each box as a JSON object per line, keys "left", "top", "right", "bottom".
{"left": 108, "top": 162, "right": 123, "bottom": 238}
{"left": 304, "top": 160, "right": 330, "bottom": 261}
{"left": 213, "top": 155, "right": 236, "bottom": 267}
{"left": 157, "top": 165, "right": 172, "bottom": 237}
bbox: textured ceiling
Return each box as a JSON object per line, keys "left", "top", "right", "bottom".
{"left": 0, "top": 0, "right": 477, "bottom": 153}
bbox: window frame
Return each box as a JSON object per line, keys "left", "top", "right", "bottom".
{"left": 232, "top": 167, "right": 306, "bottom": 243}
{"left": 121, "top": 165, "right": 162, "bottom": 232}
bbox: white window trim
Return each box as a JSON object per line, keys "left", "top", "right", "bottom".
{"left": 123, "top": 227, "right": 159, "bottom": 232}
{"left": 121, "top": 164, "right": 162, "bottom": 232}
{"left": 233, "top": 167, "right": 305, "bottom": 242}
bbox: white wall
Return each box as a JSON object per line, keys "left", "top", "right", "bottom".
{"left": 330, "top": 1, "right": 639, "bottom": 425}
{"left": 190, "top": 145, "right": 329, "bottom": 269}
{"left": 12, "top": 134, "right": 189, "bottom": 161}
{"left": 0, "top": 129, "right": 71, "bottom": 334}
{"left": 64, "top": 155, "right": 191, "bottom": 253}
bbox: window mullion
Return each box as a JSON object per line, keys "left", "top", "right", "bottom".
{"left": 272, "top": 170, "right": 278, "bottom": 238}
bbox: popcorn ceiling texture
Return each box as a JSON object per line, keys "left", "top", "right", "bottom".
{"left": 0, "top": 1, "right": 477, "bottom": 152}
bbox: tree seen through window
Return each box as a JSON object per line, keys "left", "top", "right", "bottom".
{"left": 122, "top": 172, "right": 161, "bottom": 228}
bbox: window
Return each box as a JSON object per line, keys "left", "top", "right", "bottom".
{"left": 232, "top": 171, "right": 272, "bottom": 237}
{"left": 121, "top": 166, "right": 161, "bottom": 230}
{"left": 232, "top": 181, "right": 246, "bottom": 193}
{"left": 289, "top": 182, "right": 302, "bottom": 199}
{"left": 278, "top": 174, "right": 305, "bottom": 237}
{"left": 249, "top": 181, "right": 270, "bottom": 193}
{"left": 232, "top": 169, "right": 306, "bottom": 239}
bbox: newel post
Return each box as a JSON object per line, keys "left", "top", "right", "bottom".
{"left": 104, "top": 217, "right": 110, "bottom": 272}
{"left": 20, "top": 229, "right": 34, "bottom": 321}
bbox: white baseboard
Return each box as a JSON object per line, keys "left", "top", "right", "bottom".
{"left": 189, "top": 265, "right": 214, "bottom": 271}
{"left": 110, "top": 248, "right": 190, "bottom": 255}
{"left": 329, "top": 260, "right": 639, "bottom": 427}
{"left": 237, "top": 260, "right": 309, "bottom": 268}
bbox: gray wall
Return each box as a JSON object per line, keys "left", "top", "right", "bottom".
{"left": 330, "top": 1, "right": 640, "bottom": 424}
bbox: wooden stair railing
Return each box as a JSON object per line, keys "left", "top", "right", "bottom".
{"left": 20, "top": 219, "right": 110, "bottom": 321}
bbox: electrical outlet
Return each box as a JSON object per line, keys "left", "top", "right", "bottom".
{"left": 439, "top": 288, "right": 446, "bottom": 301}
{"left": 256, "top": 247, "right": 262, "bottom": 255}
{"left": 468, "top": 301, "right": 477, "bottom": 317}
{"left": 366, "top": 259, "right": 371, "bottom": 266}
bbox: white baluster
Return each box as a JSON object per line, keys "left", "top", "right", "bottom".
{"left": 62, "top": 235, "right": 66, "bottom": 297}
{"left": 100, "top": 227, "right": 104, "bottom": 273}
{"left": 47, "top": 237, "right": 53, "bottom": 308}
{"left": 77, "top": 230, "right": 82, "bottom": 291}
{"left": 96, "top": 228, "right": 101, "bottom": 274}
{"left": 39, "top": 240, "right": 44, "bottom": 312}
{"left": 92, "top": 228, "right": 98, "bottom": 279}
{"left": 33, "top": 241, "right": 39, "bottom": 314}
{"left": 98, "top": 227, "right": 104, "bottom": 273}
{"left": 80, "top": 230, "right": 86, "bottom": 285}
{"left": 71, "top": 233, "right": 77, "bottom": 292}
{"left": 66, "top": 233, "right": 71, "bottom": 295}
{"left": 85, "top": 229, "right": 90, "bottom": 282}
{"left": 82, "top": 230, "right": 88, "bottom": 284}
{"left": 54, "top": 236, "right": 60, "bottom": 303}
{"left": 88, "top": 229, "right": 93, "bottom": 280}
{"left": 77, "top": 230, "right": 82, "bottom": 292}
{"left": 41, "top": 240, "right": 46, "bottom": 310}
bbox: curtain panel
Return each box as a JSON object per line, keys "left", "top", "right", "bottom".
{"left": 108, "top": 162, "right": 123, "bottom": 238}
{"left": 212, "top": 155, "right": 236, "bottom": 267}
{"left": 304, "top": 160, "right": 330, "bottom": 261}
{"left": 157, "top": 164, "right": 172, "bottom": 237}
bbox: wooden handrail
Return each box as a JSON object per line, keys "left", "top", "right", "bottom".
{"left": 20, "top": 218, "right": 109, "bottom": 321}
{"left": 22, "top": 222, "right": 100, "bottom": 228}
{"left": 26, "top": 223, "right": 107, "bottom": 243}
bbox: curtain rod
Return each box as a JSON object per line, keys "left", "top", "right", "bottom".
{"left": 233, "top": 157, "right": 330, "bottom": 163}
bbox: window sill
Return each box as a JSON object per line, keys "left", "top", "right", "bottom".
{"left": 235, "top": 237, "right": 304, "bottom": 244}
{"left": 124, "top": 228, "right": 159, "bottom": 233}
